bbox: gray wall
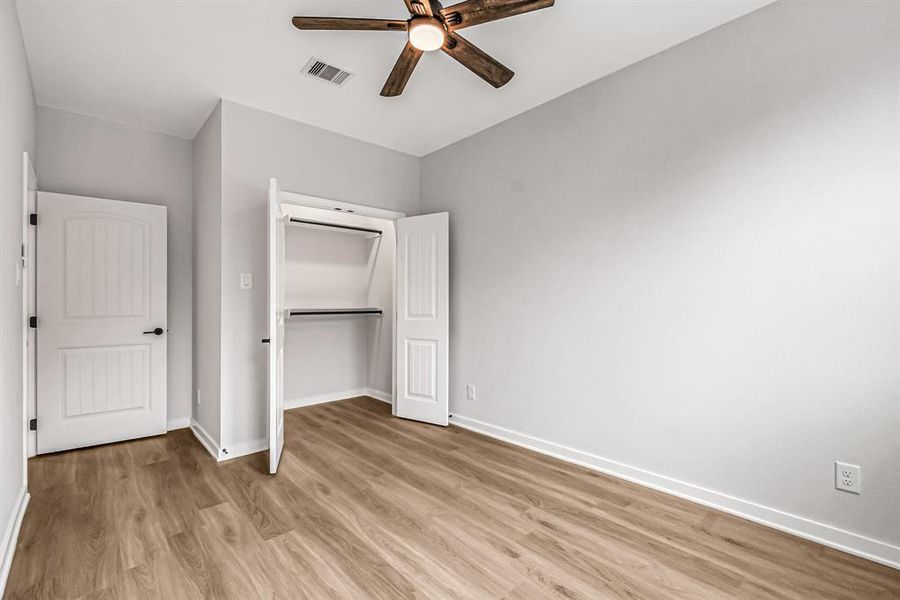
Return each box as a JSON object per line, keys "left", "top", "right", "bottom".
{"left": 219, "top": 100, "right": 419, "bottom": 450}
{"left": 0, "top": 1, "right": 36, "bottom": 584}
{"left": 192, "top": 102, "right": 223, "bottom": 444}
{"left": 36, "top": 107, "right": 194, "bottom": 428}
{"left": 420, "top": 0, "right": 900, "bottom": 552}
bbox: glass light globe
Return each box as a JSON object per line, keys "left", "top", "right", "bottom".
{"left": 409, "top": 20, "right": 445, "bottom": 51}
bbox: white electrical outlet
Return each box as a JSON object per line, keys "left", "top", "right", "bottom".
{"left": 835, "top": 461, "right": 861, "bottom": 494}
{"left": 466, "top": 384, "right": 476, "bottom": 401}
{"left": 196, "top": 389, "right": 202, "bottom": 405}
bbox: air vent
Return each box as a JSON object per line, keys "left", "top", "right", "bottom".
{"left": 302, "top": 57, "right": 354, "bottom": 87}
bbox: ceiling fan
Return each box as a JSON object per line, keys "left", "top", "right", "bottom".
{"left": 292, "top": 0, "right": 555, "bottom": 97}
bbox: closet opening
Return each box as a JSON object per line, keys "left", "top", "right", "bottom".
{"left": 282, "top": 201, "right": 396, "bottom": 426}
{"left": 266, "top": 179, "right": 449, "bottom": 474}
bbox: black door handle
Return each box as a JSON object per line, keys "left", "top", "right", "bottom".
{"left": 143, "top": 327, "right": 165, "bottom": 336}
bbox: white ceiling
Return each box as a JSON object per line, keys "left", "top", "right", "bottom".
{"left": 17, "top": 0, "right": 772, "bottom": 156}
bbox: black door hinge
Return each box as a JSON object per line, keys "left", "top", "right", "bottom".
{"left": 29, "top": 213, "right": 37, "bottom": 226}
{"left": 29, "top": 418, "right": 37, "bottom": 431}
{"left": 29, "top": 316, "right": 36, "bottom": 329}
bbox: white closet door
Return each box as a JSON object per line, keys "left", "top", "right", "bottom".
{"left": 267, "top": 179, "right": 285, "bottom": 473}
{"left": 36, "top": 191, "right": 167, "bottom": 453}
{"left": 395, "top": 212, "right": 449, "bottom": 426}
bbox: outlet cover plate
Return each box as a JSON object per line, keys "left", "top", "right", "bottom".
{"left": 835, "top": 461, "right": 861, "bottom": 494}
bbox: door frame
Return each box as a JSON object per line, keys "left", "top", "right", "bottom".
{"left": 275, "top": 181, "right": 405, "bottom": 415}
{"left": 22, "top": 152, "right": 36, "bottom": 472}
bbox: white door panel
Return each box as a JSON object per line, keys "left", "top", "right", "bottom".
{"left": 395, "top": 212, "right": 448, "bottom": 426}
{"left": 268, "top": 179, "right": 285, "bottom": 473}
{"left": 36, "top": 192, "right": 167, "bottom": 453}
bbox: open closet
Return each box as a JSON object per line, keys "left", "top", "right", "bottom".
{"left": 265, "top": 178, "right": 449, "bottom": 473}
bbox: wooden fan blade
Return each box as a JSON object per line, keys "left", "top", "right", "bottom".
{"left": 441, "top": 33, "right": 513, "bottom": 88}
{"left": 292, "top": 17, "right": 408, "bottom": 31}
{"left": 381, "top": 42, "right": 424, "bottom": 97}
{"left": 440, "top": 0, "right": 553, "bottom": 30}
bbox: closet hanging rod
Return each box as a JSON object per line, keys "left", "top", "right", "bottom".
{"left": 288, "top": 217, "right": 382, "bottom": 236}
{"left": 288, "top": 308, "right": 383, "bottom": 316}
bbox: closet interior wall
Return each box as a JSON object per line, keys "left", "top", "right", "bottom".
{"left": 281, "top": 204, "right": 395, "bottom": 407}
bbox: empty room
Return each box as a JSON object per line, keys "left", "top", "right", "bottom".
{"left": 1, "top": 0, "right": 898, "bottom": 598}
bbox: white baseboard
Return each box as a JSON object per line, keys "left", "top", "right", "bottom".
{"left": 190, "top": 418, "right": 268, "bottom": 463}
{"left": 285, "top": 388, "right": 392, "bottom": 410}
{"left": 449, "top": 413, "right": 900, "bottom": 570}
{"left": 366, "top": 388, "right": 392, "bottom": 405}
{"left": 167, "top": 416, "right": 190, "bottom": 431}
{"left": 0, "top": 486, "right": 30, "bottom": 597}
{"left": 190, "top": 419, "right": 221, "bottom": 461}
{"left": 220, "top": 438, "right": 268, "bottom": 461}
{"left": 285, "top": 388, "right": 369, "bottom": 410}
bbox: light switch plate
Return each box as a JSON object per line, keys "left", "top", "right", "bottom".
{"left": 240, "top": 273, "right": 252, "bottom": 290}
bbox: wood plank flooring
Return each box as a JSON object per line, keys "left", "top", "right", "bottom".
{"left": 5, "top": 397, "right": 898, "bottom": 599}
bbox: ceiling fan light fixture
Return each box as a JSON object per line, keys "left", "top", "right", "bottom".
{"left": 408, "top": 19, "right": 445, "bottom": 51}
{"left": 292, "top": 0, "right": 557, "bottom": 96}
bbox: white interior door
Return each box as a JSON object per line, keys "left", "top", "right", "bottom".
{"left": 36, "top": 191, "right": 167, "bottom": 454}
{"left": 395, "top": 212, "right": 449, "bottom": 426}
{"left": 267, "top": 179, "right": 285, "bottom": 473}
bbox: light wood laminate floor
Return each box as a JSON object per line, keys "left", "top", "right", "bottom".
{"left": 5, "top": 397, "right": 899, "bottom": 599}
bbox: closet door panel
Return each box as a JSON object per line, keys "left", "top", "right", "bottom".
{"left": 395, "top": 213, "right": 448, "bottom": 426}
{"left": 267, "top": 179, "right": 285, "bottom": 474}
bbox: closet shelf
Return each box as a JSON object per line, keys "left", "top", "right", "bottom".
{"left": 287, "top": 307, "right": 383, "bottom": 317}
{"left": 288, "top": 217, "right": 382, "bottom": 237}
